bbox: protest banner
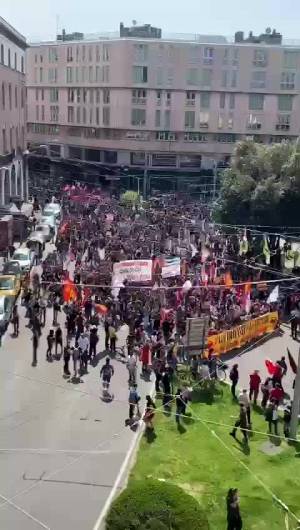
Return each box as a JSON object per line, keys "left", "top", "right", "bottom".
{"left": 206, "top": 311, "right": 278, "bottom": 356}
{"left": 112, "top": 260, "right": 153, "bottom": 284}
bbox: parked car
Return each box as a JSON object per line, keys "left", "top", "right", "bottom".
{"left": 2, "top": 260, "right": 22, "bottom": 279}
{"left": 12, "top": 247, "right": 35, "bottom": 272}
{"left": 0, "top": 274, "right": 21, "bottom": 299}
{"left": 41, "top": 214, "right": 56, "bottom": 231}
{"left": 0, "top": 295, "right": 14, "bottom": 334}
{"left": 35, "top": 224, "right": 51, "bottom": 242}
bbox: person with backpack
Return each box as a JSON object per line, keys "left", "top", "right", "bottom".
{"left": 230, "top": 364, "right": 239, "bottom": 399}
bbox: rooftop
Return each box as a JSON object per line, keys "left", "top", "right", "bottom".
{"left": 0, "top": 16, "right": 27, "bottom": 48}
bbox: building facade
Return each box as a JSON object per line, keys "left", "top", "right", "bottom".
{"left": 0, "top": 16, "right": 27, "bottom": 205}
{"left": 26, "top": 28, "right": 300, "bottom": 172}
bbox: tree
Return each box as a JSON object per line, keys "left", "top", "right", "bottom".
{"left": 215, "top": 139, "right": 300, "bottom": 227}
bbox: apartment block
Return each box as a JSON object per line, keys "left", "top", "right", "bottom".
{"left": 26, "top": 26, "right": 300, "bottom": 172}
{"left": 0, "top": 17, "right": 27, "bottom": 204}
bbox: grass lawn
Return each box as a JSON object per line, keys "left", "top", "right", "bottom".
{"left": 130, "top": 384, "right": 300, "bottom": 529}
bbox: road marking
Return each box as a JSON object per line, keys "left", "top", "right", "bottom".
{"left": 0, "top": 491, "right": 50, "bottom": 529}
{"left": 0, "top": 448, "right": 110, "bottom": 455}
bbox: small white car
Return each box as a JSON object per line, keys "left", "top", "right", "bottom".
{"left": 35, "top": 224, "right": 52, "bottom": 242}
{"left": 12, "top": 247, "right": 35, "bottom": 272}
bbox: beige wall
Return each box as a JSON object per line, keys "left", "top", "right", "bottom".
{"left": 26, "top": 38, "right": 300, "bottom": 166}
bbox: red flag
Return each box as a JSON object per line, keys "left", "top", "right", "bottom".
{"left": 244, "top": 280, "right": 252, "bottom": 295}
{"left": 287, "top": 348, "right": 298, "bottom": 375}
{"left": 225, "top": 272, "right": 233, "bottom": 288}
{"left": 265, "top": 359, "right": 277, "bottom": 376}
{"left": 63, "top": 278, "right": 78, "bottom": 303}
{"left": 95, "top": 304, "right": 108, "bottom": 315}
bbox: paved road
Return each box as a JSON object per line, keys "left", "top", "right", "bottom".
{"left": 0, "top": 299, "right": 152, "bottom": 530}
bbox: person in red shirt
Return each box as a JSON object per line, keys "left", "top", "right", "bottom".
{"left": 140, "top": 341, "right": 151, "bottom": 378}
{"left": 249, "top": 370, "right": 261, "bottom": 405}
{"left": 269, "top": 383, "right": 284, "bottom": 404}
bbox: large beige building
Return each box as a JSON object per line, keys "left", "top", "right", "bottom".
{"left": 0, "top": 16, "right": 26, "bottom": 204}
{"left": 26, "top": 26, "right": 300, "bottom": 172}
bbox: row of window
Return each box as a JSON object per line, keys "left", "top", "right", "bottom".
{"left": 0, "top": 44, "right": 24, "bottom": 73}
{"left": 35, "top": 44, "right": 110, "bottom": 64}
{"left": 1, "top": 125, "right": 24, "bottom": 155}
{"left": 1, "top": 82, "right": 25, "bottom": 111}
{"left": 34, "top": 87, "right": 111, "bottom": 104}
{"left": 33, "top": 65, "right": 111, "bottom": 84}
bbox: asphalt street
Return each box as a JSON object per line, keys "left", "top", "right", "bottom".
{"left": 0, "top": 298, "right": 152, "bottom": 530}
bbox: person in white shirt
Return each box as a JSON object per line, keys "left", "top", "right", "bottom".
{"left": 78, "top": 333, "right": 89, "bottom": 372}
{"left": 127, "top": 351, "right": 137, "bottom": 385}
{"left": 238, "top": 389, "right": 251, "bottom": 426}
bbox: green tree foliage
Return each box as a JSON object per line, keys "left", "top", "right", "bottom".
{"left": 106, "top": 479, "right": 210, "bottom": 530}
{"left": 215, "top": 139, "right": 300, "bottom": 226}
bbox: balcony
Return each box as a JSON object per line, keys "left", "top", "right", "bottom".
{"left": 276, "top": 123, "right": 290, "bottom": 131}
{"left": 186, "top": 100, "right": 195, "bottom": 106}
{"left": 132, "top": 97, "right": 147, "bottom": 105}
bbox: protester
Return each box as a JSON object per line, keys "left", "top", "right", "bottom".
{"left": 46, "top": 329, "right": 55, "bottom": 361}
{"left": 100, "top": 357, "right": 114, "bottom": 393}
{"left": 249, "top": 370, "right": 261, "bottom": 405}
{"left": 226, "top": 488, "right": 243, "bottom": 530}
{"left": 128, "top": 383, "right": 140, "bottom": 421}
{"left": 230, "top": 364, "right": 239, "bottom": 399}
{"left": 265, "top": 400, "right": 279, "bottom": 436}
{"left": 55, "top": 324, "right": 63, "bottom": 357}
{"left": 143, "top": 395, "right": 156, "bottom": 430}
{"left": 238, "top": 389, "right": 251, "bottom": 426}
{"left": 230, "top": 404, "right": 249, "bottom": 445}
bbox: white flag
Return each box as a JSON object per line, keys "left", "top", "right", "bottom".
{"left": 267, "top": 285, "right": 279, "bottom": 303}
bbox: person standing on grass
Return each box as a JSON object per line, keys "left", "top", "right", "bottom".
{"left": 238, "top": 389, "right": 251, "bottom": 426}
{"left": 230, "top": 404, "right": 249, "bottom": 445}
{"left": 265, "top": 400, "right": 279, "bottom": 436}
{"left": 230, "top": 364, "right": 239, "bottom": 399}
{"left": 226, "top": 488, "right": 243, "bottom": 530}
{"left": 249, "top": 370, "right": 261, "bottom": 405}
{"left": 143, "top": 395, "right": 156, "bottom": 430}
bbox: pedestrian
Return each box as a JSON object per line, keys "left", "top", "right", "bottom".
{"left": 175, "top": 388, "right": 185, "bottom": 425}
{"left": 46, "top": 329, "right": 55, "bottom": 361}
{"left": 55, "top": 324, "right": 63, "bottom": 357}
{"left": 229, "top": 364, "right": 239, "bottom": 399}
{"left": 238, "top": 389, "right": 251, "bottom": 426}
{"left": 143, "top": 395, "right": 156, "bottom": 430}
{"left": 100, "top": 357, "right": 115, "bottom": 395}
{"left": 128, "top": 383, "right": 140, "bottom": 420}
{"left": 127, "top": 350, "right": 137, "bottom": 385}
{"left": 269, "top": 382, "right": 284, "bottom": 404}
{"left": 265, "top": 400, "right": 279, "bottom": 436}
{"left": 277, "top": 356, "right": 287, "bottom": 376}
{"left": 290, "top": 307, "right": 300, "bottom": 339}
{"left": 261, "top": 377, "right": 272, "bottom": 408}
{"left": 63, "top": 341, "right": 71, "bottom": 376}
{"left": 109, "top": 323, "right": 117, "bottom": 353}
{"left": 71, "top": 346, "right": 80, "bottom": 378}
{"left": 32, "top": 331, "right": 39, "bottom": 367}
{"left": 11, "top": 305, "right": 19, "bottom": 337}
{"left": 52, "top": 295, "right": 61, "bottom": 326}
{"left": 39, "top": 297, "right": 47, "bottom": 326}
{"left": 283, "top": 404, "right": 292, "bottom": 438}
{"left": 162, "top": 369, "right": 172, "bottom": 406}
{"left": 78, "top": 332, "right": 89, "bottom": 372}
{"left": 208, "top": 349, "right": 217, "bottom": 379}
{"left": 230, "top": 404, "right": 249, "bottom": 445}
{"left": 249, "top": 370, "right": 261, "bottom": 405}
{"left": 89, "top": 326, "right": 99, "bottom": 360}
{"left": 104, "top": 318, "right": 110, "bottom": 351}
{"left": 226, "top": 488, "right": 243, "bottom": 530}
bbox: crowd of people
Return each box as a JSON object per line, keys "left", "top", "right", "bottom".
{"left": 6, "top": 182, "right": 300, "bottom": 530}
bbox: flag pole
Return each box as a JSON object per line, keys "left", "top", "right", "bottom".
{"left": 290, "top": 348, "right": 300, "bottom": 440}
